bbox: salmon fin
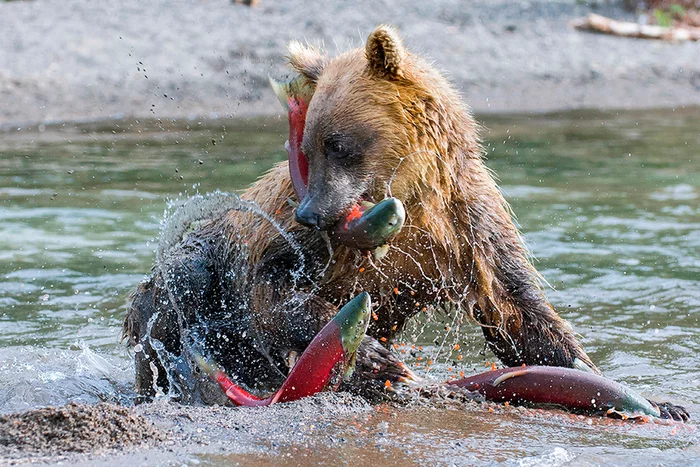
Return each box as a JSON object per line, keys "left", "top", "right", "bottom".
{"left": 269, "top": 76, "right": 291, "bottom": 112}
{"left": 492, "top": 369, "right": 530, "bottom": 387}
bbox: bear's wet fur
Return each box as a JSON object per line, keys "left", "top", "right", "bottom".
{"left": 124, "top": 24, "right": 592, "bottom": 400}
{"left": 122, "top": 26, "right": 688, "bottom": 420}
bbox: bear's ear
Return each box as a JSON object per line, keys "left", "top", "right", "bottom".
{"left": 287, "top": 41, "right": 328, "bottom": 83}
{"left": 365, "top": 25, "right": 405, "bottom": 80}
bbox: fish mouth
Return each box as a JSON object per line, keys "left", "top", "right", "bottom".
{"left": 320, "top": 191, "right": 373, "bottom": 231}
{"left": 331, "top": 197, "right": 406, "bottom": 250}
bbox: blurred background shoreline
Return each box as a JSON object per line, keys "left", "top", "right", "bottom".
{"left": 2, "top": 0, "right": 700, "bottom": 129}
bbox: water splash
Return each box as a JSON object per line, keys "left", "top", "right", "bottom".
{"left": 144, "top": 190, "right": 328, "bottom": 400}
{"left": 0, "top": 343, "right": 134, "bottom": 414}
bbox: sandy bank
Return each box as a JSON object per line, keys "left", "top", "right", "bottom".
{"left": 1, "top": 0, "right": 699, "bottom": 127}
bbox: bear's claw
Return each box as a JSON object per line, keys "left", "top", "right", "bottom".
{"left": 354, "top": 336, "right": 418, "bottom": 384}
{"left": 649, "top": 400, "right": 690, "bottom": 422}
{"left": 339, "top": 335, "right": 418, "bottom": 401}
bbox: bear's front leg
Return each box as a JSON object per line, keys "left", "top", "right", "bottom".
{"left": 123, "top": 240, "right": 216, "bottom": 402}
{"left": 339, "top": 336, "right": 418, "bottom": 401}
{"left": 473, "top": 285, "right": 597, "bottom": 373}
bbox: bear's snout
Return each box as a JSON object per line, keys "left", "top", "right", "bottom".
{"left": 295, "top": 199, "right": 328, "bottom": 230}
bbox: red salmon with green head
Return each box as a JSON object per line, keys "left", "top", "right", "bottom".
{"left": 195, "top": 292, "right": 372, "bottom": 406}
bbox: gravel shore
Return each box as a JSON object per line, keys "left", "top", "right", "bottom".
{"left": 1, "top": 0, "right": 699, "bottom": 127}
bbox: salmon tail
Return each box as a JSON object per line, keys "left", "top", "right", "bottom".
{"left": 192, "top": 351, "right": 221, "bottom": 379}
{"left": 269, "top": 76, "right": 291, "bottom": 112}
{"left": 191, "top": 350, "right": 267, "bottom": 406}
{"left": 220, "top": 376, "right": 268, "bottom": 406}
{"left": 269, "top": 74, "right": 315, "bottom": 112}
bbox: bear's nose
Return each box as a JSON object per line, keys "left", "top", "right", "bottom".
{"left": 295, "top": 205, "right": 327, "bottom": 230}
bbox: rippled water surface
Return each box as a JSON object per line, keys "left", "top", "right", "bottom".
{"left": 1, "top": 110, "right": 698, "bottom": 465}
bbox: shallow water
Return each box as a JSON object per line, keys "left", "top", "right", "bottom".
{"left": 0, "top": 110, "right": 698, "bottom": 465}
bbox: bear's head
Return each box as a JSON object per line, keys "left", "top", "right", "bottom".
{"left": 287, "top": 25, "right": 481, "bottom": 232}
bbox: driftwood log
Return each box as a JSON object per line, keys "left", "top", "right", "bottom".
{"left": 625, "top": 1, "right": 700, "bottom": 9}
{"left": 572, "top": 13, "right": 700, "bottom": 41}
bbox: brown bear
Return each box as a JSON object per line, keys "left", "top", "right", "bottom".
{"left": 123, "top": 25, "right": 687, "bottom": 419}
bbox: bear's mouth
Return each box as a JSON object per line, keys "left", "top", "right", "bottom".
{"left": 271, "top": 74, "right": 404, "bottom": 249}
{"left": 334, "top": 179, "right": 379, "bottom": 222}
{"left": 330, "top": 195, "right": 406, "bottom": 251}
{"left": 332, "top": 191, "right": 372, "bottom": 229}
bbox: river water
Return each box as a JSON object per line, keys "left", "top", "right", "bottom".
{"left": 0, "top": 110, "right": 698, "bottom": 465}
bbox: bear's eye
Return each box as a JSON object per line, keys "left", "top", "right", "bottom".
{"left": 324, "top": 136, "right": 355, "bottom": 160}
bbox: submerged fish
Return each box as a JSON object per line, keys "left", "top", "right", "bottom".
{"left": 446, "top": 365, "right": 661, "bottom": 419}
{"left": 270, "top": 75, "right": 405, "bottom": 251}
{"left": 195, "top": 292, "right": 372, "bottom": 406}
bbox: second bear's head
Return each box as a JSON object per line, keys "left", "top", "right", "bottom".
{"left": 288, "top": 25, "right": 480, "bottom": 231}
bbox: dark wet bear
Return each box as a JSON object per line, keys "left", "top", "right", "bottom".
{"left": 123, "top": 26, "right": 687, "bottom": 420}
